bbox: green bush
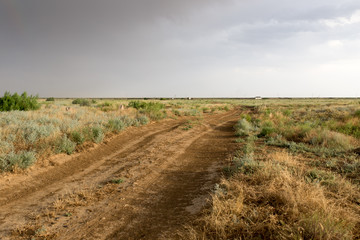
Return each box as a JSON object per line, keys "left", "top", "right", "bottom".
{"left": 0, "top": 91, "right": 40, "bottom": 111}
{"left": 354, "top": 110, "right": 360, "bottom": 118}
{"left": 128, "top": 101, "right": 164, "bottom": 111}
{"left": 70, "top": 131, "right": 85, "bottom": 145}
{"left": 72, "top": 98, "right": 91, "bottom": 106}
{"left": 258, "top": 121, "right": 275, "bottom": 137}
{"left": 128, "top": 101, "right": 165, "bottom": 120}
{"left": 56, "top": 135, "right": 76, "bottom": 155}
{"left": 46, "top": 97, "right": 55, "bottom": 101}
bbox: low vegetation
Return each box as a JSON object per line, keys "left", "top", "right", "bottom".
{"left": 0, "top": 97, "right": 231, "bottom": 172}
{"left": 185, "top": 99, "right": 360, "bottom": 239}
{"left": 0, "top": 91, "right": 40, "bottom": 111}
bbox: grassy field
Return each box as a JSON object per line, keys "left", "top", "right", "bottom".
{"left": 184, "top": 98, "right": 360, "bottom": 239}
{"left": 1, "top": 98, "right": 360, "bottom": 238}
{"left": 0, "top": 98, "right": 231, "bottom": 172}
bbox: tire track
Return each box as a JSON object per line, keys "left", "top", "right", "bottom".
{"left": 0, "top": 109, "right": 240, "bottom": 239}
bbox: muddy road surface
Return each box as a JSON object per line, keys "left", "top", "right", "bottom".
{"left": 0, "top": 109, "right": 241, "bottom": 239}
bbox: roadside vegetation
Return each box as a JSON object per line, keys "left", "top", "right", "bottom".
{"left": 0, "top": 91, "right": 40, "bottom": 111}
{"left": 0, "top": 96, "right": 231, "bottom": 173}
{"left": 185, "top": 99, "right": 360, "bottom": 239}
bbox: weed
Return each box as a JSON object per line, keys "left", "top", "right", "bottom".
{"left": 110, "top": 178, "right": 124, "bottom": 184}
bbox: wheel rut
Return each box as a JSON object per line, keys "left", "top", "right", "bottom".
{"left": 0, "top": 109, "right": 241, "bottom": 239}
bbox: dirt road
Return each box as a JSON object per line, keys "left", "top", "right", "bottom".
{"left": 0, "top": 109, "right": 241, "bottom": 239}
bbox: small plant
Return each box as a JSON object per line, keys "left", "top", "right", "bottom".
{"left": 46, "top": 97, "right": 55, "bottom": 102}
{"left": 0, "top": 151, "right": 37, "bottom": 171}
{"left": 182, "top": 121, "right": 193, "bottom": 130}
{"left": 234, "top": 119, "right": 254, "bottom": 136}
{"left": 107, "top": 119, "right": 125, "bottom": 133}
{"left": 258, "top": 121, "right": 275, "bottom": 137}
{"left": 354, "top": 110, "right": 360, "bottom": 118}
{"left": 136, "top": 115, "right": 149, "bottom": 125}
{"left": 110, "top": 178, "right": 124, "bottom": 184}
{"left": 64, "top": 212, "right": 72, "bottom": 217}
{"left": 56, "top": 136, "right": 76, "bottom": 155}
{"left": 173, "top": 110, "right": 181, "bottom": 116}
{"left": 202, "top": 107, "right": 210, "bottom": 113}
{"left": 70, "top": 131, "right": 85, "bottom": 145}
{"left": 92, "top": 126, "right": 104, "bottom": 143}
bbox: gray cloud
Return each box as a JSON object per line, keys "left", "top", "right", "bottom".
{"left": 1, "top": 0, "right": 360, "bottom": 97}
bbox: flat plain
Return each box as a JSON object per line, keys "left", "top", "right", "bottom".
{"left": 0, "top": 98, "right": 359, "bottom": 239}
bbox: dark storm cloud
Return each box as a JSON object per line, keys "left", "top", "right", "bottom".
{"left": 1, "top": 0, "right": 360, "bottom": 97}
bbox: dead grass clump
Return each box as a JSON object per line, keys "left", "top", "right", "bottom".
{"left": 305, "top": 129, "right": 355, "bottom": 151}
{"left": 186, "top": 154, "right": 356, "bottom": 240}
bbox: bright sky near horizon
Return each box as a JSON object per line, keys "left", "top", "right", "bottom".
{"left": 1, "top": 0, "right": 360, "bottom": 98}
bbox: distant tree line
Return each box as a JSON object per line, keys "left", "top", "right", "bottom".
{"left": 0, "top": 91, "right": 40, "bottom": 111}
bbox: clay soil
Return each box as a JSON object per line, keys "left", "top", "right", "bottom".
{"left": 0, "top": 109, "right": 241, "bottom": 240}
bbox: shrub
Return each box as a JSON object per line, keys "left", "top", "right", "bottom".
{"left": 119, "top": 115, "right": 135, "bottom": 127}
{"left": 234, "top": 119, "right": 253, "bottom": 136}
{"left": 46, "top": 97, "right": 55, "bottom": 101}
{"left": 72, "top": 99, "right": 81, "bottom": 104}
{"left": 0, "top": 91, "right": 40, "bottom": 112}
{"left": 173, "top": 110, "right": 181, "bottom": 116}
{"left": 306, "top": 129, "right": 354, "bottom": 151}
{"left": 0, "top": 151, "right": 37, "bottom": 171}
{"left": 258, "top": 121, "right": 275, "bottom": 137}
{"left": 107, "top": 119, "right": 125, "bottom": 133}
{"left": 0, "top": 140, "right": 13, "bottom": 154}
{"left": 202, "top": 107, "right": 210, "bottom": 113}
{"left": 354, "top": 110, "right": 360, "bottom": 118}
{"left": 333, "top": 122, "right": 360, "bottom": 139}
{"left": 21, "top": 123, "right": 58, "bottom": 144}
{"left": 56, "top": 135, "right": 76, "bottom": 155}
{"left": 70, "top": 131, "right": 85, "bottom": 145}
{"left": 128, "top": 101, "right": 164, "bottom": 111}
{"left": 128, "top": 101, "right": 165, "bottom": 120}
{"left": 102, "top": 102, "right": 112, "bottom": 107}
{"left": 72, "top": 98, "right": 91, "bottom": 106}
{"left": 92, "top": 126, "right": 104, "bottom": 143}
{"left": 136, "top": 115, "right": 149, "bottom": 125}
{"left": 79, "top": 99, "right": 91, "bottom": 106}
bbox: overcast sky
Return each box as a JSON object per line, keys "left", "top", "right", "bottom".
{"left": 1, "top": 0, "right": 360, "bottom": 98}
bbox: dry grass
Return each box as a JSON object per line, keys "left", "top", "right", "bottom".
{"left": 0, "top": 99, "right": 232, "bottom": 172}
{"left": 186, "top": 151, "right": 359, "bottom": 239}
{"left": 183, "top": 101, "right": 360, "bottom": 239}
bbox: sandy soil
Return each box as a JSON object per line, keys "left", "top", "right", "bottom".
{"left": 0, "top": 109, "right": 241, "bottom": 240}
